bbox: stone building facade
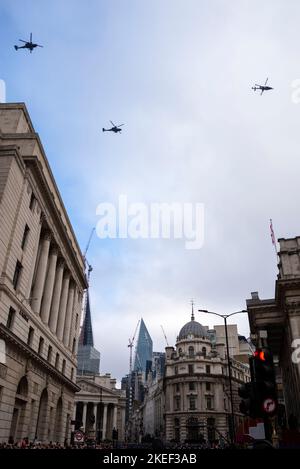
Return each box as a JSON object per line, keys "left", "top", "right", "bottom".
{"left": 163, "top": 316, "right": 250, "bottom": 443}
{"left": 247, "top": 236, "right": 300, "bottom": 429}
{"left": 129, "top": 313, "right": 251, "bottom": 444}
{"left": 0, "top": 103, "right": 87, "bottom": 443}
{"left": 74, "top": 374, "right": 126, "bottom": 442}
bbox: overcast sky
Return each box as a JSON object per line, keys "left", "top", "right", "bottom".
{"left": 1, "top": 0, "right": 300, "bottom": 381}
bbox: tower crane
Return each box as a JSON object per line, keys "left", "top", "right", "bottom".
{"left": 128, "top": 319, "right": 140, "bottom": 417}
{"left": 83, "top": 227, "right": 95, "bottom": 261}
{"left": 161, "top": 325, "right": 169, "bottom": 346}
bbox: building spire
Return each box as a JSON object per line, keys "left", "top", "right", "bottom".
{"left": 190, "top": 299, "right": 195, "bottom": 321}
{"left": 79, "top": 288, "right": 94, "bottom": 346}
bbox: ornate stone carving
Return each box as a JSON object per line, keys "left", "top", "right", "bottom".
{"left": 0, "top": 364, "right": 7, "bottom": 379}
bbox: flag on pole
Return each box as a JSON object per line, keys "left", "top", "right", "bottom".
{"left": 270, "top": 219, "right": 276, "bottom": 245}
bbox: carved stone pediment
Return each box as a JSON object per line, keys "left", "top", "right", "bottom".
{"left": 0, "top": 363, "right": 7, "bottom": 379}
{"left": 77, "top": 379, "right": 117, "bottom": 398}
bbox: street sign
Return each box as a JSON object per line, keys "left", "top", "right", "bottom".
{"left": 263, "top": 398, "right": 276, "bottom": 414}
{"left": 74, "top": 430, "right": 85, "bottom": 443}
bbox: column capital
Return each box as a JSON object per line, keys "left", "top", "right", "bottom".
{"left": 57, "top": 258, "right": 65, "bottom": 269}
{"left": 63, "top": 270, "right": 71, "bottom": 279}
{"left": 42, "top": 230, "right": 52, "bottom": 242}
{"left": 49, "top": 245, "right": 59, "bottom": 256}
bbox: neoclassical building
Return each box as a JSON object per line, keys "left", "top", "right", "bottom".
{"left": 128, "top": 312, "right": 251, "bottom": 444}
{"left": 247, "top": 236, "right": 300, "bottom": 430}
{"left": 163, "top": 313, "right": 251, "bottom": 443}
{"left": 0, "top": 103, "right": 87, "bottom": 443}
{"left": 74, "top": 374, "right": 126, "bottom": 442}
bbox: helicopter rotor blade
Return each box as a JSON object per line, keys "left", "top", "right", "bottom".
{"left": 30, "top": 33, "right": 32, "bottom": 42}
{"left": 19, "top": 40, "right": 27, "bottom": 43}
{"left": 260, "top": 88, "right": 264, "bottom": 96}
{"left": 36, "top": 44, "right": 43, "bottom": 48}
{"left": 264, "top": 77, "right": 268, "bottom": 86}
{"left": 117, "top": 124, "right": 124, "bottom": 127}
{"left": 110, "top": 121, "right": 115, "bottom": 126}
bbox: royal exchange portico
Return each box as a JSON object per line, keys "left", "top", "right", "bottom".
{"left": 75, "top": 375, "right": 126, "bottom": 442}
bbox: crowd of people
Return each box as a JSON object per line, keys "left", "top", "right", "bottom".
{"left": 0, "top": 438, "right": 234, "bottom": 450}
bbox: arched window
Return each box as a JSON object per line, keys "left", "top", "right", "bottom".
{"left": 188, "top": 346, "right": 194, "bottom": 358}
{"left": 16, "top": 376, "right": 28, "bottom": 397}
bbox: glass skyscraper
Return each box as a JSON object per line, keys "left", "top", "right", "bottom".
{"left": 133, "top": 318, "right": 153, "bottom": 373}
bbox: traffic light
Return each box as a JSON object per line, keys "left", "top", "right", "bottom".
{"left": 238, "top": 381, "right": 258, "bottom": 418}
{"left": 253, "top": 347, "right": 277, "bottom": 417}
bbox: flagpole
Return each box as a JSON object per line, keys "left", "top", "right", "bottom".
{"left": 270, "top": 219, "right": 279, "bottom": 262}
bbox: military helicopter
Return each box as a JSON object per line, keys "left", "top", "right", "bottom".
{"left": 252, "top": 77, "right": 273, "bottom": 95}
{"left": 102, "top": 121, "right": 124, "bottom": 133}
{"left": 14, "top": 33, "right": 43, "bottom": 53}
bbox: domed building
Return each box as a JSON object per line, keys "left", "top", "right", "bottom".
{"left": 163, "top": 309, "right": 251, "bottom": 444}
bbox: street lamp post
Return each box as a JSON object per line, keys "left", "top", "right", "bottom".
{"left": 198, "top": 308, "right": 247, "bottom": 446}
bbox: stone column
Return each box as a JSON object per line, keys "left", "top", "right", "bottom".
{"left": 73, "top": 403, "right": 77, "bottom": 420}
{"left": 113, "top": 405, "right": 117, "bottom": 431}
{"left": 48, "top": 259, "right": 64, "bottom": 333}
{"left": 93, "top": 403, "right": 98, "bottom": 436}
{"left": 68, "top": 287, "right": 79, "bottom": 350}
{"left": 102, "top": 404, "right": 108, "bottom": 440}
{"left": 26, "top": 223, "right": 42, "bottom": 298}
{"left": 40, "top": 247, "right": 58, "bottom": 324}
{"left": 56, "top": 272, "right": 70, "bottom": 341}
{"left": 82, "top": 403, "right": 87, "bottom": 433}
{"left": 31, "top": 231, "right": 51, "bottom": 314}
{"left": 63, "top": 282, "right": 75, "bottom": 347}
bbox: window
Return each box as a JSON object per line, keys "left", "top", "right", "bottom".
{"left": 75, "top": 313, "right": 79, "bottom": 330}
{"left": 206, "top": 397, "right": 214, "bottom": 410}
{"left": 13, "top": 260, "right": 22, "bottom": 290}
{"left": 175, "top": 383, "right": 180, "bottom": 393}
{"left": 206, "top": 382, "right": 211, "bottom": 391}
{"left": 202, "top": 347, "right": 207, "bottom": 357}
{"left": 206, "top": 365, "right": 211, "bottom": 374}
{"left": 189, "top": 382, "right": 195, "bottom": 391}
{"left": 207, "top": 418, "right": 216, "bottom": 442}
{"left": 174, "top": 418, "right": 180, "bottom": 442}
{"left": 174, "top": 366, "right": 178, "bottom": 375}
{"left": 6, "top": 307, "right": 15, "bottom": 329}
{"left": 47, "top": 346, "right": 52, "bottom": 363}
{"left": 189, "top": 396, "right": 196, "bottom": 410}
{"left": 188, "top": 346, "right": 194, "bottom": 358}
{"left": 38, "top": 337, "right": 44, "bottom": 356}
{"left": 224, "top": 397, "right": 228, "bottom": 411}
{"left": 71, "top": 368, "right": 74, "bottom": 381}
{"left": 55, "top": 353, "right": 60, "bottom": 369}
{"left": 72, "top": 338, "right": 76, "bottom": 354}
{"left": 27, "top": 327, "right": 34, "bottom": 347}
{"left": 178, "top": 348, "right": 182, "bottom": 355}
{"left": 174, "top": 396, "right": 181, "bottom": 411}
{"left": 29, "top": 192, "right": 36, "bottom": 210}
{"left": 21, "top": 224, "right": 30, "bottom": 249}
{"left": 62, "top": 359, "right": 66, "bottom": 375}
{"left": 188, "top": 364, "right": 194, "bottom": 375}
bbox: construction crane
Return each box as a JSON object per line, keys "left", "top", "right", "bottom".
{"left": 83, "top": 227, "right": 95, "bottom": 261}
{"left": 128, "top": 319, "right": 140, "bottom": 418}
{"left": 161, "top": 325, "right": 169, "bottom": 346}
